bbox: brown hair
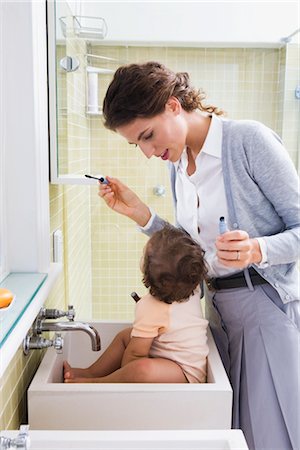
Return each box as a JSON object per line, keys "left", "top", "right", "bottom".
{"left": 103, "top": 61, "right": 224, "bottom": 131}
{"left": 142, "top": 225, "right": 208, "bottom": 303}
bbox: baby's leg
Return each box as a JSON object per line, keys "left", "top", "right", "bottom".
{"left": 63, "top": 327, "right": 132, "bottom": 381}
{"left": 64, "top": 357, "right": 188, "bottom": 383}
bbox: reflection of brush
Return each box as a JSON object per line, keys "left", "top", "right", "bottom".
{"left": 85, "top": 174, "right": 109, "bottom": 184}
{"left": 131, "top": 292, "right": 141, "bottom": 303}
{"left": 219, "top": 216, "right": 229, "bottom": 234}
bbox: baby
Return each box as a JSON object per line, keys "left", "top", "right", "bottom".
{"left": 64, "top": 225, "right": 209, "bottom": 383}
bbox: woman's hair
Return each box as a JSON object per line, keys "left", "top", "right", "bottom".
{"left": 103, "top": 61, "right": 224, "bottom": 130}
{"left": 142, "top": 225, "right": 208, "bottom": 304}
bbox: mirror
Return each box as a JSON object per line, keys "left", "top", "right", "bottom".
{"left": 48, "top": 1, "right": 300, "bottom": 183}
{"left": 48, "top": 0, "right": 118, "bottom": 184}
{"left": 47, "top": 1, "right": 299, "bottom": 323}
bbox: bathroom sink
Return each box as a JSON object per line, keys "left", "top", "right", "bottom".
{"left": 28, "top": 321, "right": 232, "bottom": 430}
{"left": 1, "top": 430, "right": 248, "bottom": 449}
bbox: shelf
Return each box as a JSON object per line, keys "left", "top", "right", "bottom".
{"left": 0, "top": 273, "right": 47, "bottom": 347}
{"left": 0, "top": 263, "right": 62, "bottom": 377}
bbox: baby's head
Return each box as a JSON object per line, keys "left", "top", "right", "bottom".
{"left": 142, "top": 225, "right": 207, "bottom": 303}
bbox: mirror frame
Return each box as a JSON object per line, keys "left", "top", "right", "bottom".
{"left": 47, "top": 0, "right": 96, "bottom": 185}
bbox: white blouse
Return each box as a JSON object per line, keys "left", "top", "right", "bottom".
{"left": 174, "top": 114, "right": 235, "bottom": 277}
{"left": 142, "top": 114, "right": 267, "bottom": 277}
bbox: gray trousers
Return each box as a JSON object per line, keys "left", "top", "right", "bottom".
{"left": 205, "top": 277, "right": 300, "bottom": 450}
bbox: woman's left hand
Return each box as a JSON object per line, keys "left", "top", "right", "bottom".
{"left": 215, "top": 230, "right": 262, "bottom": 269}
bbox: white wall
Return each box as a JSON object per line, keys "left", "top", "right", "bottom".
{"left": 78, "top": 1, "right": 299, "bottom": 47}
{"left": 1, "top": 1, "right": 50, "bottom": 272}
{"left": 0, "top": 1, "right": 7, "bottom": 280}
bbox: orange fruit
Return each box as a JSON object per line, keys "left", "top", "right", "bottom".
{"left": 0, "top": 288, "right": 14, "bottom": 308}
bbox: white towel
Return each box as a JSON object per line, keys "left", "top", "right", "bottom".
{"left": 87, "top": 72, "right": 99, "bottom": 114}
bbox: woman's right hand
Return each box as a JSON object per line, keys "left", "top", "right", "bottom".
{"left": 98, "top": 176, "right": 152, "bottom": 227}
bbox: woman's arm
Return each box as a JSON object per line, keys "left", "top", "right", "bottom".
{"left": 98, "top": 176, "right": 151, "bottom": 226}
{"left": 247, "top": 124, "right": 300, "bottom": 265}
{"left": 215, "top": 122, "right": 300, "bottom": 269}
{"left": 98, "top": 176, "right": 170, "bottom": 234}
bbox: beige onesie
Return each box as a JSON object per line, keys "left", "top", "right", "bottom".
{"left": 131, "top": 287, "right": 209, "bottom": 383}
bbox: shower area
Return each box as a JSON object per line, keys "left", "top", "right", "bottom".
{"left": 47, "top": 1, "right": 300, "bottom": 321}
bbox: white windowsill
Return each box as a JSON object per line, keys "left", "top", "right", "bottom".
{"left": 0, "top": 263, "right": 62, "bottom": 378}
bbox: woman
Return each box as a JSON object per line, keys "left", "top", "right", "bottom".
{"left": 98, "top": 61, "right": 300, "bottom": 450}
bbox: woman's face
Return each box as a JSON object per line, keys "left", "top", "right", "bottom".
{"left": 116, "top": 98, "right": 188, "bottom": 163}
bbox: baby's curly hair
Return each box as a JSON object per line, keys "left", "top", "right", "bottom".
{"left": 142, "top": 225, "right": 208, "bottom": 303}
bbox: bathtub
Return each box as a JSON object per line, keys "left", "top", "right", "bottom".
{"left": 28, "top": 321, "right": 232, "bottom": 430}
{"left": 0, "top": 430, "right": 249, "bottom": 449}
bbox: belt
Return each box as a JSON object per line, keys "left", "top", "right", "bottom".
{"left": 206, "top": 267, "right": 268, "bottom": 291}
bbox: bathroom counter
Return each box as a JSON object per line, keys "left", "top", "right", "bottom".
{"left": 0, "top": 429, "right": 249, "bottom": 449}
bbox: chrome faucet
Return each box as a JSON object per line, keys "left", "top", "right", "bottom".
{"left": 37, "top": 320, "right": 101, "bottom": 351}
{"left": 23, "top": 306, "right": 101, "bottom": 354}
{"left": 0, "top": 425, "right": 30, "bottom": 450}
{"left": 38, "top": 305, "right": 75, "bottom": 321}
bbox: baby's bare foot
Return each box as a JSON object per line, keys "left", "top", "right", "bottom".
{"left": 63, "top": 361, "right": 93, "bottom": 382}
{"left": 64, "top": 376, "right": 101, "bottom": 383}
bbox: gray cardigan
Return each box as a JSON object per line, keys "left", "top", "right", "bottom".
{"left": 142, "top": 119, "right": 300, "bottom": 304}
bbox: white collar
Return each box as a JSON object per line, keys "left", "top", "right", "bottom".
{"left": 174, "top": 114, "right": 223, "bottom": 171}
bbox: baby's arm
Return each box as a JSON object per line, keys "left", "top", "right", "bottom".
{"left": 121, "top": 336, "right": 153, "bottom": 367}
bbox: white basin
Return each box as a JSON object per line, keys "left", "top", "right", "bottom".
{"left": 0, "top": 430, "right": 248, "bottom": 449}
{"left": 28, "top": 321, "right": 232, "bottom": 430}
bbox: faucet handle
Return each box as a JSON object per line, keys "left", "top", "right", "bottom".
{"left": 11, "top": 424, "right": 30, "bottom": 450}
{"left": 17, "top": 425, "right": 30, "bottom": 450}
{"left": 66, "top": 305, "right": 75, "bottom": 321}
{"left": 53, "top": 333, "right": 64, "bottom": 353}
{"left": 38, "top": 307, "right": 66, "bottom": 320}
{"left": 37, "top": 305, "right": 75, "bottom": 321}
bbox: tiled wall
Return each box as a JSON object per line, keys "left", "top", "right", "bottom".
{"left": 0, "top": 348, "right": 44, "bottom": 429}
{"left": 90, "top": 121, "right": 172, "bottom": 319}
{"left": 1, "top": 43, "right": 298, "bottom": 430}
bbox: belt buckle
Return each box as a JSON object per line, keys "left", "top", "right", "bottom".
{"left": 206, "top": 278, "right": 216, "bottom": 292}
